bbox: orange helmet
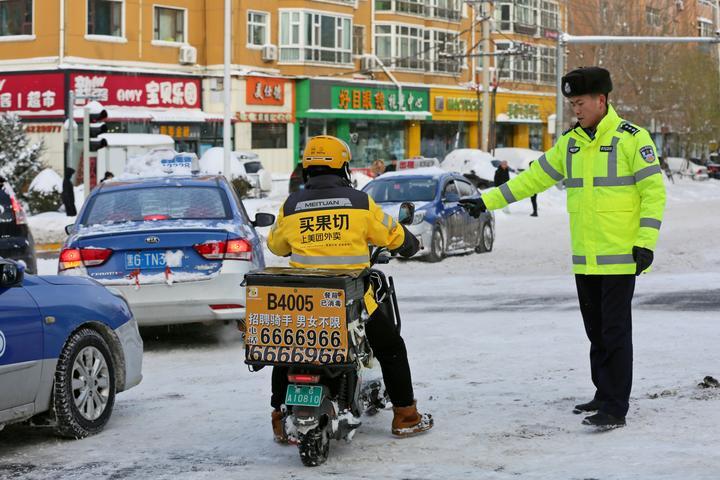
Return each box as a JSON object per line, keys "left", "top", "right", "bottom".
{"left": 302, "top": 135, "right": 352, "bottom": 170}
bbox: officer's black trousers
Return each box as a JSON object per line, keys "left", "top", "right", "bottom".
{"left": 575, "top": 274, "right": 636, "bottom": 418}
{"left": 271, "top": 300, "right": 415, "bottom": 410}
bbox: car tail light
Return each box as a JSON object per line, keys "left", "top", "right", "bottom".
{"left": 288, "top": 374, "right": 320, "bottom": 384}
{"left": 225, "top": 239, "right": 252, "bottom": 260}
{"left": 193, "top": 239, "right": 252, "bottom": 261}
{"left": 210, "top": 304, "right": 244, "bottom": 310}
{"left": 59, "top": 247, "right": 112, "bottom": 270}
{"left": 10, "top": 196, "right": 27, "bottom": 225}
{"left": 80, "top": 247, "right": 113, "bottom": 267}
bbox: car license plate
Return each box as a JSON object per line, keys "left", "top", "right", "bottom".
{"left": 285, "top": 384, "right": 323, "bottom": 407}
{"left": 125, "top": 252, "right": 169, "bottom": 270}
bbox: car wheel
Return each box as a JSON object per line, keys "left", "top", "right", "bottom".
{"left": 427, "top": 228, "right": 445, "bottom": 263}
{"left": 475, "top": 222, "right": 494, "bottom": 253}
{"left": 53, "top": 328, "right": 116, "bottom": 439}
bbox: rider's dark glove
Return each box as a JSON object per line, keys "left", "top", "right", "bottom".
{"left": 459, "top": 197, "right": 487, "bottom": 218}
{"left": 392, "top": 225, "right": 420, "bottom": 258}
{"left": 632, "top": 246, "right": 654, "bottom": 276}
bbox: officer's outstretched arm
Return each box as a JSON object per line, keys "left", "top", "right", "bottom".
{"left": 366, "top": 197, "right": 418, "bottom": 256}
{"left": 482, "top": 141, "right": 566, "bottom": 210}
{"left": 266, "top": 202, "right": 292, "bottom": 257}
{"left": 632, "top": 132, "right": 666, "bottom": 251}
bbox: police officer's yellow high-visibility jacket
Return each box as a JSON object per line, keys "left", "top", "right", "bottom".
{"left": 482, "top": 105, "right": 666, "bottom": 275}
{"left": 267, "top": 174, "right": 409, "bottom": 270}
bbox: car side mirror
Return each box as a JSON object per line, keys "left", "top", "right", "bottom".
{"left": 398, "top": 202, "right": 415, "bottom": 226}
{"left": 252, "top": 212, "right": 276, "bottom": 228}
{"left": 65, "top": 224, "right": 74, "bottom": 235}
{"left": 0, "top": 262, "right": 23, "bottom": 288}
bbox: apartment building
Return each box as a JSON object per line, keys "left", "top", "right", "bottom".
{"left": 0, "top": 0, "right": 565, "bottom": 175}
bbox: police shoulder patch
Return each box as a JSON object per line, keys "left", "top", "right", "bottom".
{"left": 639, "top": 145, "right": 656, "bottom": 164}
{"left": 619, "top": 122, "right": 640, "bottom": 136}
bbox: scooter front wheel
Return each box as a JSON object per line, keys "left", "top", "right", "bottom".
{"left": 298, "top": 425, "right": 331, "bottom": 467}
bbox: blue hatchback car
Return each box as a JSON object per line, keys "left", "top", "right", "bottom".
{"left": 362, "top": 167, "right": 495, "bottom": 262}
{"left": 59, "top": 175, "right": 275, "bottom": 327}
{"left": 0, "top": 259, "right": 142, "bottom": 438}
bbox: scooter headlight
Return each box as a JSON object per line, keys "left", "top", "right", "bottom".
{"left": 412, "top": 211, "right": 425, "bottom": 225}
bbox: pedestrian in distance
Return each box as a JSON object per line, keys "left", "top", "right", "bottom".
{"left": 459, "top": 67, "right": 666, "bottom": 430}
{"left": 62, "top": 167, "right": 77, "bottom": 217}
{"left": 100, "top": 171, "right": 114, "bottom": 183}
{"left": 527, "top": 160, "right": 539, "bottom": 217}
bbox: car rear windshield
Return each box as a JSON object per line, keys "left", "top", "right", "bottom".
{"left": 243, "top": 161, "right": 263, "bottom": 174}
{"left": 365, "top": 178, "right": 438, "bottom": 203}
{"left": 83, "top": 186, "right": 231, "bottom": 226}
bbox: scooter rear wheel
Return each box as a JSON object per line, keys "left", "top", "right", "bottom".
{"left": 298, "top": 425, "right": 331, "bottom": 467}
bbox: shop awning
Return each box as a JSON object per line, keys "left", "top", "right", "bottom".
{"left": 72, "top": 107, "right": 226, "bottom": 123}
{"left": 306, "top": 108, "right": 431, "bottom": 121}
{"left": 496, "top": 113, "right": 543, "bottom": 124}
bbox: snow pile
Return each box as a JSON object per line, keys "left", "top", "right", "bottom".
{"left": 199, "top": 147, "right": 256, "bottom": 177}
{"left": 120, "top": 149, "right": 193, "bottom": 178}
{"left": 28, "top": 168, "right": 62, "bottom": 194}
{"left": 27, "top": 211, "right": 74, "bottom": 244}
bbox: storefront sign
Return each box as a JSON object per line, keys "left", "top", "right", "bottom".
{"left": 153, "top": 124, "right": 201, "bottom": 139}
{"left": 70, "top": 73, "right": 201, "bottom": 109}
{"left": 332, "top": 86, "right": 428, "bottom": 113}
{"left": 246, "top": 77, "right": 285, "bottom": 106}
{"left": 25, "top": 124, "right": 63, "bottom": 133}
{"left": 507, "top": 103, "right": 541, "bottom": 121}
{"left": 236, "top": 112, "right": 294, "bottom": 123}
{"left": 435, "top": 96, "right": 482, "bottom": 112}
{"left": 0, "top": 73, "right": 65, "bottom": 114}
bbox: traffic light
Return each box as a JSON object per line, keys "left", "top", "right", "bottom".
{"left": 88, "top": 106, "right": 108, "bottom": 152}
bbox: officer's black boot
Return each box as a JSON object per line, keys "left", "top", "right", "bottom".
{"left": 582, "top": 411, "right": 626, "bottom": 429}
{"left": 573, "top": 399, "right": 602, "bottom": 414}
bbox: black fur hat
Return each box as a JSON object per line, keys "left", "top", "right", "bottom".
{"left": 561, "top": 67, "right": 613, "bottom": 97}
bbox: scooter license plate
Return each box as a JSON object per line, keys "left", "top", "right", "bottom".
{"left": 285, "top": 384, "right": 323, "bottom": 407}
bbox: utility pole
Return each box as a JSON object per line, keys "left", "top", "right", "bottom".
{"left": 481, "top": 1, "right": 491, "bottom": 151}
{"left": 223, "top": 0, "right": 232, "bottom": 180}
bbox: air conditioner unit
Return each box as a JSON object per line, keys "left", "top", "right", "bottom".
{"left": 360, "top": 55, "right": 376, "bottom": 73}
{"left": 261, "top": 44, "right": 278, "bottom": 62}
{"left": 179, "top": 45, "right": 197, "bottom": 65}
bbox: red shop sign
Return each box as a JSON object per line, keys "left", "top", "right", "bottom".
{"left": 70, "top": 73, "right": 201, "bottom": 109}
{"left": 246, "top": 77, "right": 285, "bottom": 106}
{"left": 0, "top": 73, "right": 65, "bottom": 115}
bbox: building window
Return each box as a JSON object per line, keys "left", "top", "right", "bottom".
{"left": 538, "top": 46, "right": 556, "bottom": 83}
{"left": 540, "top": 1, "right": 558, "bottom": 31}
{"left": 279, "top": 11, "right": 352, "bottom": 64}
{"left": 252, "top": 123, "right": 287, "bottom": 149}
{"left": 376, "top": 24, "right": 464, "bottom": 73}
{"left": 247, "top": 11, "right": 268, "bottom": 46}
{"left": 87, "top": 0, "right": 123, "bottom": 37}
{"left": 645, "top": 7, "right": 662, "bottom": 28}
{"left": 396, "top": 0, "right": 425, "bottom": 16}
{"left": 432, "top": 0, "right": 461, "bottom": 21}
{"left": 495, "top": 42, "right": 512, "bottom": 80}
{"left": 395, "top": 25, "right": 424, "bottom": 70}
{"left": 353, "top": 25, "right": 364, "bottom": 55}
{"left": 0, "top": 0, "right": 32, "bottom": 36}
{"left": 375, "top": 24, "right": 392, "bottom": 65}
{"left": 495, "top": 2, "right": 512, "bottom": 32}
{"left": 374, "top": 0, "right": 460, "bottom": 21}
{"left": 154, "top": 6, "right": 185, "bottom": 43}
{"left": 698, "top": 18, "right": 714, "bottom": 37}
{"left": 512, "top": 45, "right": 536, "bottom": 82}
{"left": 514, "top": 0, "right": 537, "bottom": 34}
{"left": 426, "top": 29, "right": 463, "bottom": 74}
{"left": 375, "top": 0, "right": 392, "bottom": 11}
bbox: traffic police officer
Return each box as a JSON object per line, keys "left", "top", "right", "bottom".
{"left": 267, "top": 135, "right": 433, "bottom": 440}
{"left": 460, "top": 67, "right": 666, "bottom": 428}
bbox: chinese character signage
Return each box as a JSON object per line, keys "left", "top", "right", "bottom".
{"left": 236, "top": 112, "right": 294, "bottom": 123}
{"left": 246, "top": 77, "right": 285, "bottom": 106}
{"left": 434, "top": 96, "right": 482, "bottom": 112}
{"left": 70, "top": 73, "right": 201, "bottom": 109}
{"left": 0, "top": 73, "right": 64, "bottom": 114}
{"left": 331, "top": 86, "right": 428, "bottom": 113}
{"left": 506, "top": 103, "right": 541, "bottom": 120}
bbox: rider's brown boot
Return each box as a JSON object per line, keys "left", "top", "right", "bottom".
{"left": 271, "top": 410, "right": 287, "bottom": 443}
{"left": 391, "top": 401, "right": 433, "bottom": 438}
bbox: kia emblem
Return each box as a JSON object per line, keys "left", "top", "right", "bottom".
{"left": 145, "top": 236, "right": 160, "bottom": 244}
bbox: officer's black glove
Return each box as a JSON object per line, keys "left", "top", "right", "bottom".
{"left": 632, "top": 246, "right": 654, "bottom": 276}
{"left": 392, "top": 225, "right": 421, "bottom": 258}
{"left": 458, "top": 197, "right": 486, "bottom": 218}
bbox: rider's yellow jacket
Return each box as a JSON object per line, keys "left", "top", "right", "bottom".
{"left": 482, "top": 105, "right": 666, "bottom": 275}
{"left": 267, "top": 174, "right": 411, "bottom": 270}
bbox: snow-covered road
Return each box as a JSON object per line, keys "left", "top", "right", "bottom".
{"left": 4, "top": 178, "right": 720, "bottom": 479}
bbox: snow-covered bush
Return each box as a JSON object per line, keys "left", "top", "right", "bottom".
{"left": 0, "top": 113, "right": 45, "bottom": 194}
{"left": 26, "top": 168, "right": 63, "bottom": 213}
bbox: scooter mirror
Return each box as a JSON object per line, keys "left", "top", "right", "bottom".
{"left": 398, "top": 202, "right": 415, "bottom": 226}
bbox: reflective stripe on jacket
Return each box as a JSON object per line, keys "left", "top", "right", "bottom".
{"left": 267, "top": 174, "right": 406, "bottom": 271}
{"left": 482, "top": 105, "right": 666, "bottom": 275}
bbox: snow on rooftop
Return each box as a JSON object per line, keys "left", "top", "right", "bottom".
{"left": 98, "top": 133, "right": 175, "bottom": 147}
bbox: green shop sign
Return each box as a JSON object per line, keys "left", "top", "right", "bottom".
{"left": 507, "top": 103, "right": 541, "bottom": 120}
{"left": 331, "top": 86, "right": 428, "bottom": 113}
